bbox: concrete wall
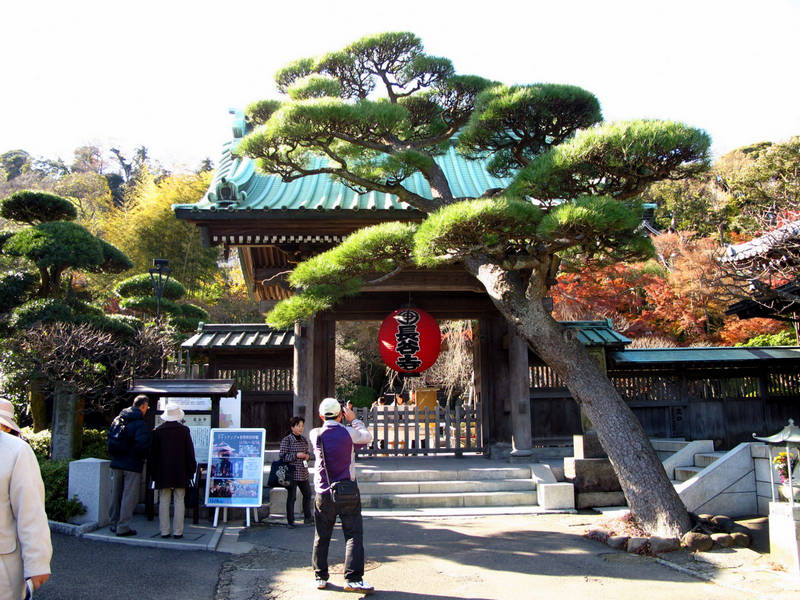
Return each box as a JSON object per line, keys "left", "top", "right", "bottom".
{"left": 676, "top": 443, "right": 756, "bottom": 516}
{"left": 752, "top": 443, "right": 783, "bottom": 516}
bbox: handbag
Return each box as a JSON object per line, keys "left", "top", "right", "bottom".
{"left": 268, "top": 459, "right": 293, "bottom": 488}
{"left": 318, "top": 436, "right": 360, "bottom": 506}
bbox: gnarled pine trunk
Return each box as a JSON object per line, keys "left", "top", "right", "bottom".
{"left": 465, "top": 256, "right": 691, "bottom": 538}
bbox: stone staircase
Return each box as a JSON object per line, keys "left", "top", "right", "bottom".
{"left": 356, "top": 463, "right": 538, "bottom": 509}
{"left": 673, "top": 451, "right": 728, "bottom": 485}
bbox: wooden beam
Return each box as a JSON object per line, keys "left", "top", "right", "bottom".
{"left": 362, "top": 267, "right": 484, "bottom": 293}
{"left": 321, "top": 291, "right": 500, "bottom": 320}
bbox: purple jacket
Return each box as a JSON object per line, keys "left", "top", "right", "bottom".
{"left": 309, "top": 419, "right": 373, "bottom": 494}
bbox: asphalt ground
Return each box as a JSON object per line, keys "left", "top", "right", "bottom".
{"left": 35, "top": 532, "right": 225, "bottom": 600}
{"left": 33, "top": 513, "right": 799, "bottom": 600}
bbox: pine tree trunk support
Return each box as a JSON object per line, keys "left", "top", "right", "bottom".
{"left": 465, "top": 256, "right": 691, "bottom": 537}
{"left": 508, "top": 331, "right": 532, "bottom": 456}
{"left": 309, "top": 314, "right": 336, "bottom": 428}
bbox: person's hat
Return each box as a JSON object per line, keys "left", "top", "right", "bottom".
{"left": 0, "top": 398, "right": 21, "bottom": 434}
{"left": 161, "top": 401, "right": 185, "bottom": 422}
{"left": 319, "top": 397, "right": 342, "bottom": 418}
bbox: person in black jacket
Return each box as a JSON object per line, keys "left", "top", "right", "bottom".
{"left": 149, "top": 401, "right": 196, "bottom": 538}
{"left": 107, "top": 395, "right": 152, "bottom": 537}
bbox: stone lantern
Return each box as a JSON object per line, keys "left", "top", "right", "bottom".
{"left": 754, "top": 419, "right": 800, "bottom": 577}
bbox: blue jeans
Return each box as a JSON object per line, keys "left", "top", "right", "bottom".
{"left": 312, "top": 489, "right": 365, "bottom": 582}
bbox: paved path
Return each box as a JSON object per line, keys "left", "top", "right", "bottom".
{"left": 36, "top": 532, "right": 225, "bottom": 600}
{"left": 222, "top": 513, "right": 787, "bottom": 600}
{"left": 36, "top": 513, "right": 799, "bottom": 599}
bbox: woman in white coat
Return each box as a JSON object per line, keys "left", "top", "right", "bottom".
{"left": 0, "top": 399, "right": 51, "bottom": 599}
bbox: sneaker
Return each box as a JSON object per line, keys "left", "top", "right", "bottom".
{"left": 315, "top": 578, "right": 327, "bottom": 590}
{"left": 344, "top": 580, "right": 373, "bottom": 593}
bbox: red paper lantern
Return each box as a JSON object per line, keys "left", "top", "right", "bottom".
{"left": 379, "top": 308, "right": 441, "bottom": 373}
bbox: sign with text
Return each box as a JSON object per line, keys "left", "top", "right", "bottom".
{"left": 188, "top": 426, "right": 210, "bottom": 464}
{"left": 204, "top": 428, "right": 265, "bottom": 507}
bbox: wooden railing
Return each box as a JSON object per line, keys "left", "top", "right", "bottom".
{"left": 353, "top": 404, "right": 484, "bottom": 456}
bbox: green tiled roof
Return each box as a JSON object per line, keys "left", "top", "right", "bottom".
{"left": 173, "top": 141, "right": 513, "bottom": 214}
{"left": 609, "top": 346, "right": 800, "bottom": 367}
{"left": 561, "top": 320, "right": 631, "bottom": 348}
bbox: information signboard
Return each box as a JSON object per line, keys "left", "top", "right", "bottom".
{"left": 204, "top": 428, "right": 265, "bottom": 508}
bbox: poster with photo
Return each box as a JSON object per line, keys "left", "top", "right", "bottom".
{"left": 204, "top": 428, "right": 265, "bottom": 507}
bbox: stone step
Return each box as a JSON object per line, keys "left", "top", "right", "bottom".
{"left": 675, "top": 466, "right": 704, "bottom": 482}
{"left": 355, "top": 466, "right": 532, "bottom": 483}
{"left": 694, "top": 451, "right": 727, "bottom": 468}
{"left": 358, "top": 478, "right": 536, "bottom": 495}
{"left": 360, "top": 490, "right": 539, "bottom": 509}
{"left": 649, "top": 438, "right": 690, "bottom": 453}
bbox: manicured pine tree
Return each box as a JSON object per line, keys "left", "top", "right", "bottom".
{"left": 237, "top": 32, "right": 711, "bottom": 536}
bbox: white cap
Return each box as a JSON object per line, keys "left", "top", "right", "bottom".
{"left": 319, "top": 397, "right": 341, "bottom": 418}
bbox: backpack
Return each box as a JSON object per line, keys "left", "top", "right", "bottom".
{"left": 107, "top": 415, "right": 132, "bottom": 456}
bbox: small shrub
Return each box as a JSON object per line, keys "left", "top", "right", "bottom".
{"left": 22, "top": 427, "right": 51, "bottom": 459}
{"left": 80, "top": 428, "right": 109, "bottom": 459}
{"left": 38, "top": 459, "right": 86, "bottom": 522}
{"left": 346, "top": 385, "right": 377, "bottom": 408}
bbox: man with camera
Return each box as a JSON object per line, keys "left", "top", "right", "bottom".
{"left": 309, "top": 397, "right": 373, "bottom": 593}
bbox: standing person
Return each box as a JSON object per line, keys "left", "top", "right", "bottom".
{"left": 0, "top": 398, "right": 52, "bottom": 600}
{"left": 278, "top": 416, "right": 313, "bottom": 529}
{"left": 149, "top": 401, "right": 196, "bottom": 539}
{"left": 309, "top": 398, "right": 374, "bottom": 593}
{"left": 107, "top": 394, "right": 152, "bottom": 537}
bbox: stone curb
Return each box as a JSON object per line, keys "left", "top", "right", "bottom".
{"left": 78, "top": 525, "right": 225, "bottom": 551}
{"left": 48, "top": 520, "right": 98, "bottom": 536}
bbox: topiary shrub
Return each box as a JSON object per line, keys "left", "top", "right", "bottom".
{"left": 114, "top": 273, "right": 186, "bottom": 300}
{"left": 11, "top": 298, "right": 73, "bottom": 328}
{"left": 0, "top": 272, "right": 38, "bottom": 314}
{"left": 0, "top": 190, "right": 77, "bottom": 224}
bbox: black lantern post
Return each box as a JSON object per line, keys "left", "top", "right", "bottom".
{"left": 148, "top": 258, "right": 171, "bottom": 320}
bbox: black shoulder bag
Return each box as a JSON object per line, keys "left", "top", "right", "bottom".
{"left": 318, "top": 435, "right": 359, "bottom": 508}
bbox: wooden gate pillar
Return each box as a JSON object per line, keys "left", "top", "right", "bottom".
{"left": 475, "top": 318, "right": 512, "bottom": 447}
{"left": 293, "top": 321, "right": 310, "bottom": 420}
{"left": 508, "top": 331, "right": 533, "bottom": 455}
{"left": 309, "top": 314, "right": 336, "bottom": 427}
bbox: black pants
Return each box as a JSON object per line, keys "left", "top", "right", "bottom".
{"left": 312, "top": 490, "right": 365, "bottom": 582}
{"left": 286, "top": 479, "right": 313, "bottom": 525}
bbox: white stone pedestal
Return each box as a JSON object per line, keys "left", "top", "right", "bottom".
{"left": 68, "top": 458, "right": 111, "bottom": 526}
{"left": 769, "top": 501, "right": 800, "bottom": 577}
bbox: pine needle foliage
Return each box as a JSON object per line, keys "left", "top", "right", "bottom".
{"left": 114, "top": 273, "right": 186, "bottom": 301}
{"left": 510, "top": 120, "right": 711, "bottom": 201}
{"left": 413, "top": 197, "right": 544, "bottom": 266}
{"left": 0, "top": 190, "right": 77, "bottom": 224}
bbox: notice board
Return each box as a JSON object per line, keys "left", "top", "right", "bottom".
{"left": 204, "top": 428, "right": 266, "bottom": 507}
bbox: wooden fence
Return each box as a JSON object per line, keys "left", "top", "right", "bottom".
{"left": 353, "top": 404, "right": 484, "bottom": 456}
{"left": 530, "top": 365, "right": 800, "bottom": 448}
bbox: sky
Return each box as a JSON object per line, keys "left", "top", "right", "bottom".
{"left": 2, "top": 0, "right": 799, "bottom": 172}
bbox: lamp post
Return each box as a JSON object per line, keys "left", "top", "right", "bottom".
{"left": 148, "top": 258, "right": 171, "bottom": 320}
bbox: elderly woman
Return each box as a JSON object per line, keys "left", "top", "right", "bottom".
{"left": 278, "top": 416, "right": 314, "bottom": 528}
{"left": 149, "top": 401, "right": 197, "bottom": 539}
{"left": 0, "top": 398, "right": 51, "bottom": 599}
